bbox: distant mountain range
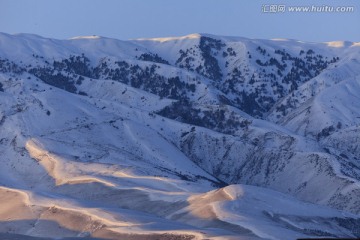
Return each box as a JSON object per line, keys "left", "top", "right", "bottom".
{"left": 0, "top": 32, "right": 360, "bottom": 239}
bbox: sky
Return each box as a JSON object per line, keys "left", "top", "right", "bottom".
{"left": 0, "top": 0, "right": 359, "bottom": 42}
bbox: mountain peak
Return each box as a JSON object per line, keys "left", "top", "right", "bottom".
{"left": 134, "top": 33, "right": 202, "bottom": 42}
{"left": 69, "top": 35, "right": 103, "bottom": 40}
{"left": 325, "top": 40, "right": 354, "bottom": 48}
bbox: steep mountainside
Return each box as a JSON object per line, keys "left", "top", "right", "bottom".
{"left": 0, "top": 32, "right": 360, "bottom": 239}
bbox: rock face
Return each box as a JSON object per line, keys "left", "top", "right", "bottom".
{"left": 0, "top": 32, "right": 360, "bottom": 239}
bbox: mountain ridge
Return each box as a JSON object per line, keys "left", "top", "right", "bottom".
{"left": 0, "top": 32, "right": 360, "bottom": 239}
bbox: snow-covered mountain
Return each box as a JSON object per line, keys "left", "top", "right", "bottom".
{"left": 0, "top": 32, "right": 360, "bottom": 239}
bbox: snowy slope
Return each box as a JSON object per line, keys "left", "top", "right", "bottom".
{"left": 0, "top": 32, "right": 360, "bottom": 239}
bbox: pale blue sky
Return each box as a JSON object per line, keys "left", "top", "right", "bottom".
{"left": 0, "top": 0, "right": 359, "bottom": 42}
